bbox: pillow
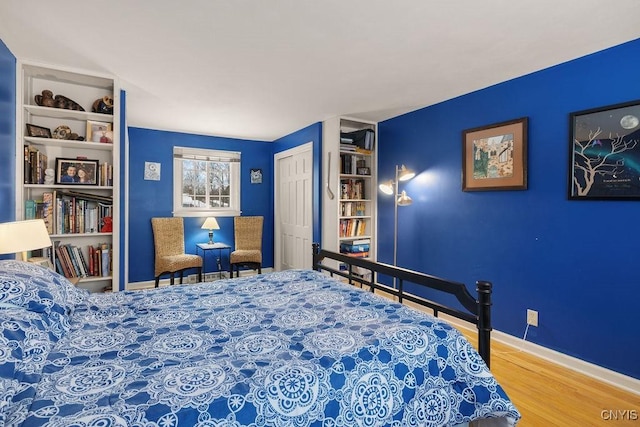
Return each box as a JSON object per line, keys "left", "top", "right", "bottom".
{"left": 0, "top": 307, "right": 57, "bottom": 426}
{"left": 0, "top": 260, "right": 89, "bottom": 337}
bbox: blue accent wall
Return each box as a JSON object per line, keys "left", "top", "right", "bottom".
{"left": 377, "top": 38, "right": 640, "bottom": 379}
{"left": 0, "top": 40, "right": 15, "bottom": 260}
{"left": 127, "top": 127, "right": 274, "bottom": 283}
{"left": 273, "top": 122, "right": 323, "bottom": 243}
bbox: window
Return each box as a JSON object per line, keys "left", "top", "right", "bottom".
{"left": 173, "top": 147, "right": 241, "bottom": 217}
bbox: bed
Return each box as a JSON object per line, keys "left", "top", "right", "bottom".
{"left": 0, "top": 247, "right": 520, "bottom": 427}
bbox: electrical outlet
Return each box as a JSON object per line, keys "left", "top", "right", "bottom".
{"left": 526, "top": 309, "right": 538, "bottom": 327}
{"left": 187, "top": 274, "right": 197, "bottom": 284}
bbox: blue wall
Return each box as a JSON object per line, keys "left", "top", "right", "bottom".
{"left": 0, "top": 40, "right": 15, "bottom": 226}
{"left": 377, "top": 38, "right": 640, "bottom": 379}
{"left": 273, "top": 122, "right": 323, "bottom": 243}
{"left": 127, "top": 127, "right": 274, "bottom": 283}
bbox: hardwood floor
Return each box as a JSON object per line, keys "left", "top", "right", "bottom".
{"left": 458, "top": 328, "right": 640, "bottom": 426}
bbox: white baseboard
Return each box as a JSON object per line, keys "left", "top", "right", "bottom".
{"left": 126, "top": 268, "right": 273, "bottom": 291}
{"left": 445, "top": 317, "right": 640, "bottom": 396}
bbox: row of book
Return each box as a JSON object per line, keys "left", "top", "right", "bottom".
{"left": 340, "top": 178, "right": 366, "bottom": 200}
{"left": 25, "top": 190, "right": 113, "bottom": 235}
{"left": 341, "top": 201, "right": 367, "bottom": 217}
{"left": 54, "top": 242, "right": 112, "bottom": 279}
{"left": 339, "top": 218, "right": 367, "bottom": 237}
{"left": 24, "top": 145, "right": 48, "bottom": 184}
{"left": 340, "top": 153, "right": 369, "bottom": 175}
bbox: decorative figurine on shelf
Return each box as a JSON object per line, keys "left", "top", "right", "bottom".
{"left": 92, "top": 96, "right": 113, "bottom": 114}
{"left": 100, "top": 216, "right": 113, "bottom": 233}
{"left": 53, "top": 125, "right": 71, "bottom": 139}
{"left": 35, "top": 90, "right": 84, "bottom": 110}
{"left": 54, "top": 94, "right": 84, "bottom": 111}
{"left": 34, "top": 90, "right": 56, "bottom": 107}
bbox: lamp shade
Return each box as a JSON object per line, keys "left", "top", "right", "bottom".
{"left": 0, "top": 219, "right": 52, "bottom": 255}
{"left": 378, "top": 180, "right": 394, "bottom": 195}
{"left": 397, "top": 190, "right": 413, "bottom": 206}
{"left": 398, "top": 165, "right": 415, "bottom": 182}
{"left": 201, "top": 217, "right": 220, "bottom": 230}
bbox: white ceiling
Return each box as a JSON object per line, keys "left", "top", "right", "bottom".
{"left": 1, "top": 1, "right": 639, "bottom": 141}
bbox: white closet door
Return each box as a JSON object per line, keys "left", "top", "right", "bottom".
{"left": 274, "top": 142, "right": 313, "bottom": 271}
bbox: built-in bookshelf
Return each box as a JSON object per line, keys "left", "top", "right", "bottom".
{"left": 16, "top": 61, "right": 119, "bottom": 293}
{"left": 322, "top": 116, "right": 377, "bottom": 273}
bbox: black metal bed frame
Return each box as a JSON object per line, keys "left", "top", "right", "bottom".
{"left": 312, "top": 244, "right": 493, "bottom": 367}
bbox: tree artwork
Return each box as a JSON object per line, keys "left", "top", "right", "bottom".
{"left": 572, "top": 128, "right": 639, "bottom": 196}
{"left": 570, "top": 101, "right": 640, "bottom": 199}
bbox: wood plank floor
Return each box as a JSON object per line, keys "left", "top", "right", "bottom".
{"left": 458, "top": 328, "right": 640, "bottom": 426}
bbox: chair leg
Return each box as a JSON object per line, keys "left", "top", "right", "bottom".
{"left": 170, "top": 273, "right": 175, "bottom": 286}
{"left": 197, "top": 267, "right": 202, "bottom": 283}
{"left": 179, "top": 271, "right": 184, "bottom": 284}
{"left": 155, "top": 276, "right": 160, "bottom": 288}
{"left": 258, "top": 266, "right": 262, "bottom": 274}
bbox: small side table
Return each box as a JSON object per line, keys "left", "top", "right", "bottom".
{"left": 196, "top": 242, "right": 231, "bottom": 280}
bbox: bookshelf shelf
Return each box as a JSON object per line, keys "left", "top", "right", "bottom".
{"left": 339, "top": 235, "right": 372, "bottom": 241}
{"left": 24, "top": 136, "right": 114, "bottom": 151}
{"left": 50, "top": 232, "right": 112, "bottom": 238}
{"left": 25, "top": 184, "right": 114, "bottom": 190}
{"left": 24, "top": 103, "right": 115, "bottom": 122}
{"left": 80, "top": 275, "right": 112, "bottom": 283}
{"left": 17, "top": 61, "right": 120, "bottom": 293}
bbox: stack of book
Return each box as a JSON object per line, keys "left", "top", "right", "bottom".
{"left": 340, "top": 129, "right": 375, "bottom": 151}
{"left": 340, "top": 239, "right": 370, "bottom": 258}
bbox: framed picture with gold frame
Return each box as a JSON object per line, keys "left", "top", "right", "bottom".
{"left": 86, "top": 120, "right": 113, "bottom": 143}
{"left": 462, "top": 117, "right": 528, "bottom": 191}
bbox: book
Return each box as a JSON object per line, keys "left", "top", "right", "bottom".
{"left": 345, "top": 251, "right": 369, "bottom": 258}
{"left": 340, "top": 242, "right": 370, "bottom": 253}
{"left": 23, "top": 145, "right": 31, "bottom": 184}
{"left": 25, "top": 199, "right": 36, "bottom": 219}
{"left": 351, "top": 238, "right": 371, "bottom": 245}
{"left": 42, "top": 192, "right": 54, "bottom": 234}
{"left": 101, "top": 243, "right": 110, "bottom": 277}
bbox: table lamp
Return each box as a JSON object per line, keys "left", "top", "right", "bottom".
{"left": 201, "top": 217, "right": 220, "bottom": 244}
{"left": 0, "top": 219, "right": 52, "bottom": 261}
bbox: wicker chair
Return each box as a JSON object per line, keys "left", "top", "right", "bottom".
{"left": 151, "top": 217, "right": 202, "bottom": 287}
{"left": 229, "top": 216, "right": 263, "bottom": 278}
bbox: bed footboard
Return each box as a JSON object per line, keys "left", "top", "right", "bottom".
{"left": 312, "top": 243, "right": 493, "bottom": 367}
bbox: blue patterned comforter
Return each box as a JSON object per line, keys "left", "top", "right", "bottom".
{"left": 1, "top": 262, "right": 520, "bottom": 426}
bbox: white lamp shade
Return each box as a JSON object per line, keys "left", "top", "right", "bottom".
{"left": 397, "top": 190, "right": 413, "bottom": 206}
{"left": 379, "top": 180, "right": 394, "bottom": 195}
{"left": 0, "top": 219, "right": 52, "bottom": 255}
{"left": 201, "top": 217, "right": 220, "bottom": 230}
{"left": 398, "top": 165, "right": 416, "bottom": 182}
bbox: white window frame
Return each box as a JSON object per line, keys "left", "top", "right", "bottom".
{"left": 173, "top": 146, "right": 241, "bottom": 217}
